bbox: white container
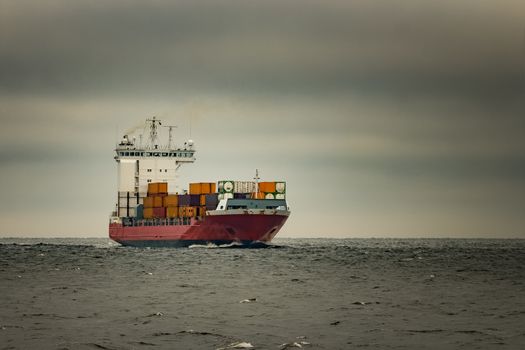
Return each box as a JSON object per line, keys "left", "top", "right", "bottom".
{"left": 264, "top": 193, "right": 275, "bottom": 199}
{"left": 275, "top": 182, "right": 286, "bottom": 194}
{"left": 118, "top": 207, "right": 136, "bottom": 218}
{"left": 275, "top": 193, "right": 286, "bottom": 199}
{"left": 218, "top": 180, "right": 234, "bottom": 193}
{"left": 218, "top": 193, "right": 234, "bottom": 200}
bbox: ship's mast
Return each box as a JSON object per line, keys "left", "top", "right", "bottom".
{"left": 146, "top": 116, "right": 162, "bottom": 149}
{"left": 254, "top": 169, "right": 260, "bottom": 199}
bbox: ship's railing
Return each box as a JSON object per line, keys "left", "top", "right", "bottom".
{"left": 121, "top": 217, "right": 200, "bottom": 227}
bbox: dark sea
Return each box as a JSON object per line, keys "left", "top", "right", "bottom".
{"left": 1, "top": 238, "right": 524, "bottom": 350}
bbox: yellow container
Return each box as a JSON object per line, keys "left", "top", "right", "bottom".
{"left": 163, "top": 195, "right": 179, "bottom": 207}
{"left": 148, "top": 183, "right": 159, "bottom": 195}
{"left": 158, "top": 182, "right": 168, "bottom": 194}
{"left": 189, "top": 183, "right": 201, "bottom": 195}
{"left": 252, "top": 192, "right": 264, "bottom": 199}
{"left": 259, "top": 182, "right": 276, "bottom": 193}
{"left": 153, "top": 196, "right": 163, "bottom": 208}
{"left": 200, "top": 183, "right": 211, "bottom": 194}
{"left": 143, "top": 207, "right": 154, "bottom": 219}
{"left": 143, "top": 197, "right": 154, "bottom": 208}
{"left": 190, "top": 182, "right": 216, "bottom": 195}
{"left": 166, "top": 206, "right": 179, "bottom": 218}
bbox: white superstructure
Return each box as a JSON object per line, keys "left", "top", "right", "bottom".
{"left": 114, "top": 117, "right": 195, "bottom": 216}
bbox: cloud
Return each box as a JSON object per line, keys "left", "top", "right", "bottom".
{"left": 1, "top": 0, "right": 523, "bottom": 98}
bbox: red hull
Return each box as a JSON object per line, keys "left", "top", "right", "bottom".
{"left": 109, "top": 213, "right": 289, "bottom": 247}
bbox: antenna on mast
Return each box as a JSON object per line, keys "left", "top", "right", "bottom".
{"left": 163, "top": 124, "right": 178, "bottom": 149}
{"left": 146, "top": 116, "right": 162, "bottom": 149}
{"left": 254, "top": 169, "right": 260, "bottom": 199}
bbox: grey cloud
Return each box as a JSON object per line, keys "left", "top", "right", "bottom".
{"left": 1, "top": 0, "right": 523, "bottom": 98}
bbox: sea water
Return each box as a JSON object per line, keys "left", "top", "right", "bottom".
{"left": 1, "top": 238, "right": 524, "bottom": 349}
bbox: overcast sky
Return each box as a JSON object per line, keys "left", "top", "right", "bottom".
{"left": 1, "top": 0, "right": 524, "bottom": 238}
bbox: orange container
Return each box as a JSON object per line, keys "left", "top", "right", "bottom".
{"left": 143, "top": 207, "right": 154, "bottom": 219}
{"left": 148, "top": 183, "right": 159, "bottom": 195}
{"left": 143, "top": 196, "right": 154, "bottom": 208}
{"left": 200, "top": 194, "right": 206, "bottom": 206}
{"left": 166, "top": 206, "right": 179, "bottom": 218}
{"left": 200, "top": 206, "right": 207, "bottom": 216}
{"left": 163, "top": 195, "right": 179, "bottom": 207}
{"left": 153, "top": 196, "right": 163, "bottom": 208}
{"left": 200, "top": 183, "right": 211, "bottom": 194}
{"left": 189, "top": 183, "right": 201, "bottom": 195}
{"left": 179, "top": 206, "right": 196, "bottom": 218}
{"left": 252, "top": 192, "right": 264, "bottom": 199}
{"left": 210, "top": 183, "right": 216, "bottom": 193}
{"left": 258, "top": 182, "right": 276, "bottom": 193}
{"left": 157, "top": 182, "right": 168, "bottom": 194}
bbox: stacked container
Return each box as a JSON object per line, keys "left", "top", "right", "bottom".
{"left": 218, "top": 180, "right": 286, "bottom": 200}
{"left": 143, "top": 182, "right": 168, "bottom": 219}
{"left": 175, "top": 182, "right": 218, "bottom": 218}
{"left": 118, "top": 191, "right": 146, "bottom": 218}
{"left": 257, "top": 181, "right": 286, "bottom": 199}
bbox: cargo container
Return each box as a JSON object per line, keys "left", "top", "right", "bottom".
{"left": 189, "top": 183, "right": 201, "bottom": 195}
{"left": 275, "top": 193, "right": 286, "bottom": 200}
{"left": 136, "top": 204, "right": 144, "bottom": 219}
{"left": 118, "top": 207, "right": 136, "bottom": 218}
{"left": 143, "top": 197, "right": 154, "bottom": 208}
{"left": 163, "top": 195, "right": 179, "bottom": 207}
{"left": 148, "top": 182, "right": 168, "bottom": 195}
{"left": 143, "top": 207, "right": 154, "bottom": 219}
{"left": 259, "top": 182, "right": 276, "bottom": 193}
{"left": 275, "top": 182, "right": 286, "bottom": 194}
{"left": 200, "top": 194, "right": 206, "bottom": 206}
{"left": 205, "top": 193, "right": 219, "bottom": 209}
{"left": 153, "top": 196, "right": 163, "bottom": 208}
{"left": 199, "top": 206, "right": 207, "bottom": 217}
{"left": 157, "top": 182, "right": 168, "bottom": 194}
{"left": 218, "top": 193, "right": 234, "bottom": 200}
{"left": 166, "top": 206, "right": 179, "bottom": 218}
{"left": 189, "top": 194, "right": 200, "bottom": 206}
{"left": 218, "top": 180, "right": 235, "bottom": 193}
{"left": 264, "top": 193, "right": 275, "bottom": 199}
{"left": 118, "top": 192, "right": 146, "bottom": 208}
{"left": 147, "top": 183, "right": 159, "bottom": 195}
{"left": 178, "top": 206, "right": 197, "bottom": 218}
{"left": 177, "top": 194, "right": 189, "bottom": 206}
{"left": 189, "top": 182, "right": 216, "bottom": 195}
{"left": 153, "top": 207, "right": 166, "bottom": 218}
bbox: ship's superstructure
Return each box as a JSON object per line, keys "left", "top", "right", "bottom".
{"left": 109, "top": 117, "right": 290, "bottom": 247}
{"left": 114, "top": 117, "right": 195, "bottom": 217}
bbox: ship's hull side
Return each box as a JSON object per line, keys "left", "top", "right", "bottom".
{"left": 109, "top": 212, "right": 289, "bottom": 247}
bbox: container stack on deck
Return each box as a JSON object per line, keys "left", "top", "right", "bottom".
{"left": 141, "top": 182, "right": 217, "bottom": 219}
{"left": 118, "top": 179, "right": 286, "bottom": 219}
{"left": 218, "top": 180, "right": 286, "bottom": 200}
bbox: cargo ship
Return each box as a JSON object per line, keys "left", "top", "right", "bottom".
{"left": 109, "top": 117, "right": 290, "bottom": 247}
